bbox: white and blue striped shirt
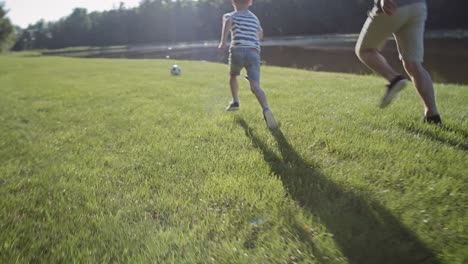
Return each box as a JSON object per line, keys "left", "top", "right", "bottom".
{"left": 224, "top": 10, "right": 263, "bottom": 51}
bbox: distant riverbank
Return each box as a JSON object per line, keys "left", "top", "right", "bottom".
{"left": 43, "top": 31, "right": 468, "bottom": 84}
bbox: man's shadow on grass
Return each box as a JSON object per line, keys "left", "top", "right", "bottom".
{"left": 399, "top": 122, "right": 468, "bottom": 152}
{"left": 237, "top": 118, "right": 440, "bottom": 264}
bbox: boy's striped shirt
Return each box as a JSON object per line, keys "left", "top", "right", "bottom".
{"left": 224, "top": 10, "right": 263, "bottom": 51}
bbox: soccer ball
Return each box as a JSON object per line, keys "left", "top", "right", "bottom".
{"left": 171, "top": 65, "right": 181, "bottom": 76}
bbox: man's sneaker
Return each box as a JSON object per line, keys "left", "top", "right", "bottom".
{"left": 263, "top": 109, "right": 278, "bottom": 129}
{"left": 423, "top": 114, "right": 442, "bottom": 126}
{"left": 226, "top": 101, "right": 239, "bottom": 111}
{"left": 380, "top": 75, "right": 408, "bottom": 108}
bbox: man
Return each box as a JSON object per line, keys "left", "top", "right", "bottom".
{"left": 356, "top": 0, "right": 442, "bottom": 125}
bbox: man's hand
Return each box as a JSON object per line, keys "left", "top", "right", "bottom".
{"left": 381, "top": 0, "right": 397, "bottom": 16}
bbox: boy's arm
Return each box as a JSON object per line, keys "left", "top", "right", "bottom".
{"left": 257, "top": 20, "right": 264, "bottom": 40}
{"left": 218, "top": 14, "right": 232, "bottom": 50}
{"left": 257, "top": 31, "right": 264, "bottom": 40}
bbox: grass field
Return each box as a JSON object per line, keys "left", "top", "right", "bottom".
{"left": 0, "top": 54, "right": 466, "bottom": 263}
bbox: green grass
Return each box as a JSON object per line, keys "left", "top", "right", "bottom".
{"left": 0, "top": 54, "right": 466, "bottom": 263}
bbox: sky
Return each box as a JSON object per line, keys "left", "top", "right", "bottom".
{"left": 3, "top": 0, "right": 143, "bottom": 28}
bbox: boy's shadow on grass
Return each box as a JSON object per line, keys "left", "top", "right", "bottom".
{"left": 236, "top": 118, "right": 440, "bottom": 264}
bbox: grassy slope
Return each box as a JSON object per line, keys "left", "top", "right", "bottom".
{"left": 0, "top": 55, "right": 466, "bottom": 263}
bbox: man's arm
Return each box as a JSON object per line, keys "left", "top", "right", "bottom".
{"left": 381, "top": 0, "right": 397, "bottom": 16}
{"left": 218, "top": 14, "right": 232, "bottom": 50}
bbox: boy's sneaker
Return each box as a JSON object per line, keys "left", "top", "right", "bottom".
{"left": 263, "top": 109, "right": 278, "bottom": 129}
{"left": 226, "top": 101, "right": 239, "bottom": 111}
{"left": 380, "top": 75, "right": 408, "bottom": 108}
{"left": 423, "top": 114, "right": 442, "bottom": 126}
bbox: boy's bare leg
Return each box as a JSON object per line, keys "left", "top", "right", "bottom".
{"left": 402, "top": 60, "right": 439, "bottom": 116}
{"left": 357, "top": 48, "right": 400, "bottom": 82}
{"left": 230, "top": 75, "right": 240, "bottom": 103}
{"left": 249, "top": 80, "right": 269, "bottom": 110}
{"left": 250, "top": 80, "right": 278, "bottom": 129}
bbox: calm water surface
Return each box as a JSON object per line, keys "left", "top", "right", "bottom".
{"left": 70, "top": 37, "right": 468, "bottom": 84}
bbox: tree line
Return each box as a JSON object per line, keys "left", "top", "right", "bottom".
{"left": 0, "top": 2, "right": 15, "bottom": 51}
{"left": 4, "top": 0, "right": 468, "bottom": 51}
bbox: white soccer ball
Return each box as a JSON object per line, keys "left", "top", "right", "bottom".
{"left": 171, "top": 65, "right": 181, "bottom": 76}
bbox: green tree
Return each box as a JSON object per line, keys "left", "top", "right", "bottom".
{"left": 0, "top": 2, "right": 15, "bottom": 52}
{"left": 11, "top": 0, "right": 468, "bottom": 50}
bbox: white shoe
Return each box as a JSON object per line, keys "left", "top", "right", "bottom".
{"left": 380, "top": 76, "right": 408, "bottom": 108}
{"left": 263, "top": 109, "right": 278, "bottom": 129}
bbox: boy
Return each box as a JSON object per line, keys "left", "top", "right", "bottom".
{"left": 218, "top": 0, "right": 278, "bottom": 129}
{"left": 355, "top": 0, "right": 442, "bottom": 125}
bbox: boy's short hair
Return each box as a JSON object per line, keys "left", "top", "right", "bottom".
{"left": 233, "top": 0, "right": 250, "bottom": 5}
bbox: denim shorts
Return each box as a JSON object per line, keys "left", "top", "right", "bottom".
{"left": 229, "top": 48, "right": 261, "bottom": 82}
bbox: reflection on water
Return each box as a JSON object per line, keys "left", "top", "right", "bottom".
{"left": 80, "top": 38, "right": 468, "bottom": 84}
{"left": 261, "top": 39, "right": 468, "bottom": 85}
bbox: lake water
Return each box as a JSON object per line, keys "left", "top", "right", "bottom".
{"left": 55, "top": 36, "right": 468, "bottom": 85}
